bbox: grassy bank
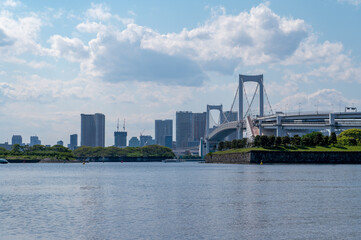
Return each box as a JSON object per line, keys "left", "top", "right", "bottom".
{"left": 212, "top": 145, "right": 361, "bottom": 155}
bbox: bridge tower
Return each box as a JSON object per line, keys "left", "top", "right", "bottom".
{"left": 205, "top": 104, "right": 223, "bottom": 153}
{"left": 238, "top": 74, "right": 264, "bottom": 139}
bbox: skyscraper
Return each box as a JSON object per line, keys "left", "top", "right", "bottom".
{"left": 192, "top": 112, "right": 206, "bottom": 142}
{"left": 12, "top": 135, "right": 22, "bottom": 145}
{"left": 155, "top": 119, "right": 173, "bottom": 147}
{"left": 30, "top": 136, "right": 41, "bottom": 146}
{"left": 57, "top": 140, "right": 64, "bottom": 146}
{"left": 68, "top": 134, "right": 78, "bottom": 150}
{"left": 176, "top": 111, "right": 193, "bottom": 149}
{"left": 81, "top": 113, "right": 105, "bottom": 147}
{"left": 114, "top": 131, "right": 127, "bottom": 147}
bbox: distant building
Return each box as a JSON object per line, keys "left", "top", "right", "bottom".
{"left": 30, "top": 136, "right": 41, "bottom": 146}
{"left": 68, "top": 134, "right": 78, "bottom": 150}
{"left": 0, "top": 142, "right": 11, "bottom": 151}
{"left": 192, "top": 112, "right": 206, "bottom": 142}
{"left": 176, "top": 111, "right": 193, "bottom": 149}
{"left": 164, "top": 135, "right": 172, "bottom": 149}
{"left": 57, "top": 140, "right": 64, "bottom": 146}
{"left": 81, "top": 113, "right": 105, "bottom": 147}
{"left": 129, "top": 137, "right": 140, "bottom": 147}
{"left": 114, "top": 131, "right": 127, "bottom": 147}
{"left": 155, "top": 119, "right": 173, "bottom": 147}
{"left": 140, "top": 135, "right": 153, "bottom": 147}
{"left": 12, "top": 135, "right": 22, "bottom": 146}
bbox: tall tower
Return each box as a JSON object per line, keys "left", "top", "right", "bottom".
{"left": 155, "top": 119, "right": 173, "bottom": 148}
{"left": 81, "top": 113, "right": 105, "bottom": 147}
{"left": 114, "top": 118, "right": 127, "bottom": 147}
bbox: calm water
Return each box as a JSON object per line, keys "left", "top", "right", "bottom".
{"left": 1, "top": 162, "right": 361, "bottom": 240}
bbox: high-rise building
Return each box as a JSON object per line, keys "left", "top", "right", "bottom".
{"left": 12, "top": 135, "right": 22, "bottom": 145}
{"left": 129, "top": 137, "right": 140, "bottom": 147}
{"left": 68, "top": 134, "right": 78, "bottom": 150}
{"left": 192, "top": 112, "right": 206, "bottom": 142}
{"left": 155, "top": 119, "right": 173, "bottom": 147}
{"left": 57, "top": 140, "right": 64, "bottom": 146}
{"left": 30, "top": 136, "right": 41, "bottom": 146}
{"left": 176, "top": 111, "right": 193, "bottom": 149}
{"left": 140, "top": 135, "right": 153, "bottom": 147}
{"left": 81, "top": 113, "right": 105, "bottom": 147}
{"left": 164, "top": 136, "right": 172, "bottom": 149}
{"left": 114, "top": 131, "right": 127, "bottom": 147}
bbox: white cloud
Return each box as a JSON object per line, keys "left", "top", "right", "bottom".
{"left": 338, "top": 0, "right": 361, "bottom": 5}
{"left": 47, "top": 35, "right": 89, "bottom": 62}
{"left": 86, "top": 3, "right": 112, "bottom": 21}
{"left": 3, "top": 0, "right": 20, "bottom": 7}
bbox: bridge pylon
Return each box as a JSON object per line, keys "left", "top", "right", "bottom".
{"left": 238, "top": 74, "right": 264, "bottom": 139}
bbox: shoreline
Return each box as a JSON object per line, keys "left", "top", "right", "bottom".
{"left": 206, "top": 150, "right": 361, "bottom": 164}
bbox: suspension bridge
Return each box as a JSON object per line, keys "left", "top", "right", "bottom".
{"left": 202, "top": 74, "right": 361, "bottom": 154}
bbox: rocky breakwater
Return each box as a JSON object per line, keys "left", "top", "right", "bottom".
{"left": 206, "top": 151, "right": 361, "bottom": 164}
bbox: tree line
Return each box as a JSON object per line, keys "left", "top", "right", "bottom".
{"left": 217, "top": 128, "right": 361, "bottom": 151}
{"left": 0, "top": 144, "right": 175, "bottom": 160}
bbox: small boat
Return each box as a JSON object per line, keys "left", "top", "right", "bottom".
{"left": 0, "top": 159, "right": 9, "bottom": 164}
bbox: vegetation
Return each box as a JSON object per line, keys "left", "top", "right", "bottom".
{"left": 73, "top": 145, "right": 175, "bottom": 159}
{"left": 0, "top": 144, "right": 74, "bottom": 160}
{"left": 214, "top": 128, "right": 361, "bottom": 155}
{"left": 0, "top": 144, "right": 175, "bottom": 161}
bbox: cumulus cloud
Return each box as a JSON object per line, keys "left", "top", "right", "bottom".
{"left": 0, "top": 10, "right": 44, "bottom": 55}
{"left": 47, "top": 35, "right": 89, "bottom": 62}
{"left": 338, "top": 0, "right": 361, "bottom": 5}
{"left": 3, "top": 0, "right": 20, "bottom": 7}
{"left": 276, "top": 89, "right": 361, "bottom": 113}
{"left": 86, "top": 3, "right": 112, "bottom": 21}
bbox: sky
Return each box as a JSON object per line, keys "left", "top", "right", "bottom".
{"left": 0, "top": 0, "right": 361, "bottom": 146}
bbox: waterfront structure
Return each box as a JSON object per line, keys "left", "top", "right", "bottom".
{"left": 11, "top": 135, "right": 22, "bottom": 145}
{"left": 81, "top": 113, "right": 105, "bottom": 147}
{"left": 140, "top": 135, "right": 153, "bottom": 147}
{"left": 176, "top": 111, "right": 193, "bottom": 149}
{"left": 155, "top": 119, "right": 173, "bottom": 147}
{"left": 68, "top": 134, "right": 78, "bottom": 150}
{"left": 30, "top": 136, "right": 41, "bottom": 146}
{"left": 114, "top": 131, "right": 127, "bottom": 147}
{"left": 56, "top": 140, "right": 63, "bottom": 146}
{"left": 129, "top": 137, "right": 140, "bottom": 147}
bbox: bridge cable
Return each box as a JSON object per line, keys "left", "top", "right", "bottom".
{"left": 242, "top": 80, "right": 253, "bottom": 119}
{"left": 263, "top": 85, "right": 274, "bottom": 115}
{"left": 244, "top": 84, "right": 259, "bottom": 118}
{"left": 222, "top": 85, "right": 239, "bottom": 124}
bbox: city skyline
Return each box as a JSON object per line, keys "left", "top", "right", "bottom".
{"left": 0, "top": 0, "right": 360, "bottom": 146}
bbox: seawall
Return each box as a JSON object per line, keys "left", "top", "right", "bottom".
{"left": 205, "top": 151, "right": 361, "bottom": 164}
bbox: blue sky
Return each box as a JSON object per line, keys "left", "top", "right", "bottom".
{"left": 0, "top": 0, "right": 361, "bottom": 146}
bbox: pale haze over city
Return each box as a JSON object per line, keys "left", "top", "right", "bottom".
{"left": 0, "top": 0, "right": 360, "bottom": 146}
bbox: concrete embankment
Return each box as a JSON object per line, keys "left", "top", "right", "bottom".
{"left": 206, "top": 151, "right": 361, "bottom": 164}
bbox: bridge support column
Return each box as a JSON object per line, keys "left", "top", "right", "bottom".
{"left": 276, "top": 115, "right": 283, "bottom": 137}
{"left": 329, "top": 113, "right": 335, "bottom": 136}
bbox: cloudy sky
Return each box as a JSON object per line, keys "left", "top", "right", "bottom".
{"left": 0, "top": 0, "right": 360, "bottom": 146}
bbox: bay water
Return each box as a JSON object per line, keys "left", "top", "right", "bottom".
{"left": 1, "top": 162, "right": 360, "bottom": 240}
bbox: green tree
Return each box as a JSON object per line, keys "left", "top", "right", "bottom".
{"left": 292, "top": 135, "right": 301, "bottom": 146}
{"left": 330, "top": 132, "right": 337, "bottom": 145}
{"left": 253, "top": 135, "right": 261, "bottom": 147}
{"left": 338, "top": 129, "right": 361, "bottom": 145}
{"left": 231, "top": 139, "right": 238, "bottom": 149}
{"left": 322, "top": 136, "right": 330, "bottom": 146}
{"left": 218, "top": 142, "right": 225, "bottom": 151}
{"left": 268, "top": 136, "right": 275, "bottom": 147}
{"left": 282, "top": 136, "right": 290, "bottom": 146}
{"left": 275, "top": 136, "right": 282, "bottom": 146}
{"left": 260, "top": 136, "right": 269, "bottom": 147}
